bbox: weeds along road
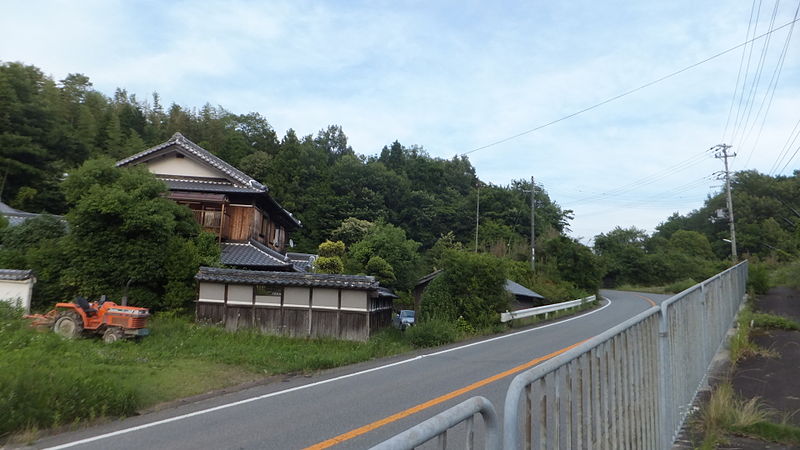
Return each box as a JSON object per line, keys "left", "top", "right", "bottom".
{"left": 36, "top": 290, "right": 670, "bottom": 450}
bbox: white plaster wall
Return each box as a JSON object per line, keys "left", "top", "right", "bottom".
{"left": 284, "top": 287, "right": 309, "bottom": 308}
{"left": 227, "top": 284, "right": 253, "bottom": 305}
{"left": 146, "top": 155, "right": 223, "bottom": 178}
{"left": 199, "top": 282, "right": 225, "bottom": 303}
{"left": 341, "top": 290, "right": 367, "bottom": 311}
{"left": 0, "top": 279, "right": 34, "bottom": 314}
{"left": 312, "top": 288, "right": 338, "bottom": 309}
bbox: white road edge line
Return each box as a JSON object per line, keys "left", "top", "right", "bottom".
{"left": 46, "top": 297, "right": 612, "bottom": 449}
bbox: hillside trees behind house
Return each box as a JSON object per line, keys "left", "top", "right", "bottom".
{"left": 1, "top": 61, "right": 599, "bottom": 315}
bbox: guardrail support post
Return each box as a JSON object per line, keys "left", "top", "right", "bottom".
{"left": 658, "top": 306, "right": 672, "bottom": 450}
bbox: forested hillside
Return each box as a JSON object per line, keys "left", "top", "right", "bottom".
{"left": 594, "top": 171, "right": 800, "bottom": 289}
{"left": 2, "top": 61, "right": 797, "bottom": 311}
{"left": 1, "top": 61, "right": 602, "bottom": 312}
{"left": 0, "top": 62, "right": 571, "bottom": 252}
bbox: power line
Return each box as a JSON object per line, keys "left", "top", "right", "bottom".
{"left": 740, "top": 1, "right": 800, "bottom": 168}
{"left": 461, "top": 16, "right": 800, "bottom": 156}
{"left": 722, "top": 0, "right": 760, "bottom": 141}
{"left": 768, "top": 118, "right": 800, "bottom": 174}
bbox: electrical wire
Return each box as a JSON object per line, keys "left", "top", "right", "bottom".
{"left": 740, "top": 1, "right": 800, "bottom": 168}
{"left": 722, "top": 0, "right": 760, "bottom": 142}
{"left": 460, "top": 16, "right": 800, "bottom": 157}
{"left": 768, "top": 118, "right": 800, "bottom": 174}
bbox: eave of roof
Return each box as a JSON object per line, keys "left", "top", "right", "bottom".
{"left": 221, "top": 240, "right": 293, "bottom": 269}
{"left": 116, "top": 133, "right": 301, "bottom": 228}
{"left": 505, "top": 279, "right": 545, "bottom": 299}
{"left": 117, "top": 132, "right": 264, "bottom": 190}
{"left": 195, "top": 266, "right": 379, "bottom": 290}
{"left": 0, "top": 269, "right": 35, "bottom": 281}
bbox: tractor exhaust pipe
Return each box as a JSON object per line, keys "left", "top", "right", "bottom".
{"left": 122, "top": 278, "right": 133, "bottom": 306}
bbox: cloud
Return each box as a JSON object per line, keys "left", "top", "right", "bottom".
{"left": 1, "top": 0, "right": 798, "bottom": 242}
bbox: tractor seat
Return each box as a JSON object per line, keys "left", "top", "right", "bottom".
{"left": 74, "top": 296, "right": 97, "bottom": 317}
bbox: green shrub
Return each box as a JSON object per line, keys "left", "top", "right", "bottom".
{"left": 748, "top": 262, "right": 770, "bottom": 294}
{"left": 404, "top": 319, "right": 460, "bottom": 348}
{"left": 665, "top": 278, "right": 697, "bottom": 293}
{"left": 318, "top": 240, "right": 345, "bottom": 258}
{"left": 315, "top": 256, "right": 344, "bottom": 274}
{"left": 420, "top": 250, "right": 509, "bottom": 328}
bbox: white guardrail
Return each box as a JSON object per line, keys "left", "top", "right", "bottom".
{"left": 500, "top": 295, "right": 597, "bottom": 323}
{"left": 373, "top": 261, "right": 749, "bottom": 450}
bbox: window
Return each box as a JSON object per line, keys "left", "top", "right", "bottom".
{"left": 255, "top": 285, "right": 283, "bottom": 296}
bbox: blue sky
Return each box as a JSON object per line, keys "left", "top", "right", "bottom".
{"left": 2, "top": 1, "right": 799, "bottom": 242}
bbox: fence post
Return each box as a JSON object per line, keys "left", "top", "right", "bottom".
{"left": 658, "top": 305, "right": 672, "bottom": 450}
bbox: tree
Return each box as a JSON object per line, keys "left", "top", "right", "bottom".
{"left": 59, "top": 158, "right": 213, "bottom": 310}
{"left": 346, "top": 222, "right": 420, "bottom": 290}
{"left": 315, "top": 240, "right": 345, "bottom": 274}
{"left": 420, "top": 250, "right": 509, "bottom": 327}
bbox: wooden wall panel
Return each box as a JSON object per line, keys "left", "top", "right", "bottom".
{"left": 311, "top": 310, "right": 338, "bottom": 338}
{"left": 282, "top": 309, "right": 309, "bottom": 338}
{"left": 224, "top": 306, "right": 253, "bottom": 331}
{"left": 197, "top": 302, "right": 224, "bottom": 323}
{"left": 255, "top": 307, "right": 282, "bottom": 334}
{"left": 339, "top": 311, "right": 368, "bottom": 341}
{"left": 226, "top": 206, "right": 253, "bottom": 241}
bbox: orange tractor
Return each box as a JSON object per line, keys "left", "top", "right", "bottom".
{"left": 26, "top": 296, "right": 150, "bottom": 343}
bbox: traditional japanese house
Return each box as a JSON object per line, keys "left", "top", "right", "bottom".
{"left": 117, "top": 132, "right": 300, "bottom": 271}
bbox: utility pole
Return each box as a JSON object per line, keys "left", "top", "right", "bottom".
{"left": 712, "top": 144, "right": 737, "bottom": 262}
{"left": 530, "top": 176, "right": 535, "bottom": 272}
{"left": 475, "top": 182, "right": 480, "bottom": 253}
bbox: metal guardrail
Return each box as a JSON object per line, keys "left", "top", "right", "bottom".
{"left": 376, "top": 262, "right": 748, "bottom": 449}
{"left": 501, "top": 296, "right": 597, "bottom": 323}
{"left": 371, "top": 396, "right": 501, "bottom": 450}
{"left": 504, "top": 261, "right": 748, "bottom": 449}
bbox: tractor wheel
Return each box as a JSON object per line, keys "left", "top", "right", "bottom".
{"left": 53, "top": 311, "right": 83, "bottom": 339}
{"left": 102, "top": 327, "right": 124, "bottom": 344}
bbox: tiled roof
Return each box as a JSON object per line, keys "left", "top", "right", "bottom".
{"left": 117, "top": 132, "right": 265, "bottom": 191}
{"left": 117, "top": 133, "right": 301, "bottom": 228}
{"left": 162, "top": 178, "right": 265, "bottom": 194}
{"left": 287, "top": 252, "right": 318, "bottom": 272}
{"left": 0, "top": 269, "right": 35, "bottom": 281}
{"left": 221, "top": 239, "right": 293, "bottom": 269}
{"left": 0, "top": 202, "right": 61, "bottom": 227}
{"left": 505, "top": 280, "right": 545, "bottom": 299}
{"left": 196, "top": 267, "right": 379, "bottom": 290}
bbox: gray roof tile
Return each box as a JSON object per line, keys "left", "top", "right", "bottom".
{"left": 196, "top": 267, "right": 379, "bottom": 290}
{"left": 221, "top": 240, "right": 292, "bottom": 269}
{"left": 117, "top": 132, "right": 264, "bottom": 191}
{"left": 0, "top": 269, "right": 35, "bottom": 281}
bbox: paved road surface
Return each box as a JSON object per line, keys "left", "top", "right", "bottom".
{"left": 34, "top": 290, "right": 670, "bottom": 450}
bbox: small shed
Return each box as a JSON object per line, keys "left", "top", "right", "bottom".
{"left": 194, "top": 267, "right": 395, "bottom": 341}
{"left": 0, "top": 269, "right": 36, "bottom": 314}
{"left": 505, "top": 279, "right": 546, "bottom": 309}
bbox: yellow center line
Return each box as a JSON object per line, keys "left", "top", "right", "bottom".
{"left": 304, "top": 339, "right": 588, "bottom": 449}
{"left": 635, "top": 293, "right": 658, "bottom": 307}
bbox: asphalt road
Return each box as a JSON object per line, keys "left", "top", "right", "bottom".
{"left": 34, "top": 290, "right": 671, "bottom": 450}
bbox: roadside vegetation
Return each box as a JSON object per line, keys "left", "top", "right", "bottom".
{"left": 694, "top": 297, "right": 800, "bottom": 448}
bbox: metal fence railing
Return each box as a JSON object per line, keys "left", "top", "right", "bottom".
{"left": 371, "top": 396, "right": 501, "bottom": 450}
{"left": 500, "top": 295, "right": 597, "bottom": 323}
{"left": 373, "top": 262, "right": 748, "bottom": 449}
{"left": 504, "top": 261, "right": 748, "bottom": 450}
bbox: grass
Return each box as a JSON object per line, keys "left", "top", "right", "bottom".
{"left": 0, "top": 309, "right": 415, "bottom": 440}
{"left": 695, "top": 298, "right": 800, "bottom": 448}
{"left": 697, "top": 382, "right": 800, "bottom": 447}
{"left": 616, "top": 278, "right": 697, "bottom": 295}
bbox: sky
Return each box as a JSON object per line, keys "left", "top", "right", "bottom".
{"left": 2, "top": 0, "right": 799, "bottom": 243}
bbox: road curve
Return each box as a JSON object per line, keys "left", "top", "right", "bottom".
{"left": 36, "top": 290, "right": 670, "bottom": 450}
